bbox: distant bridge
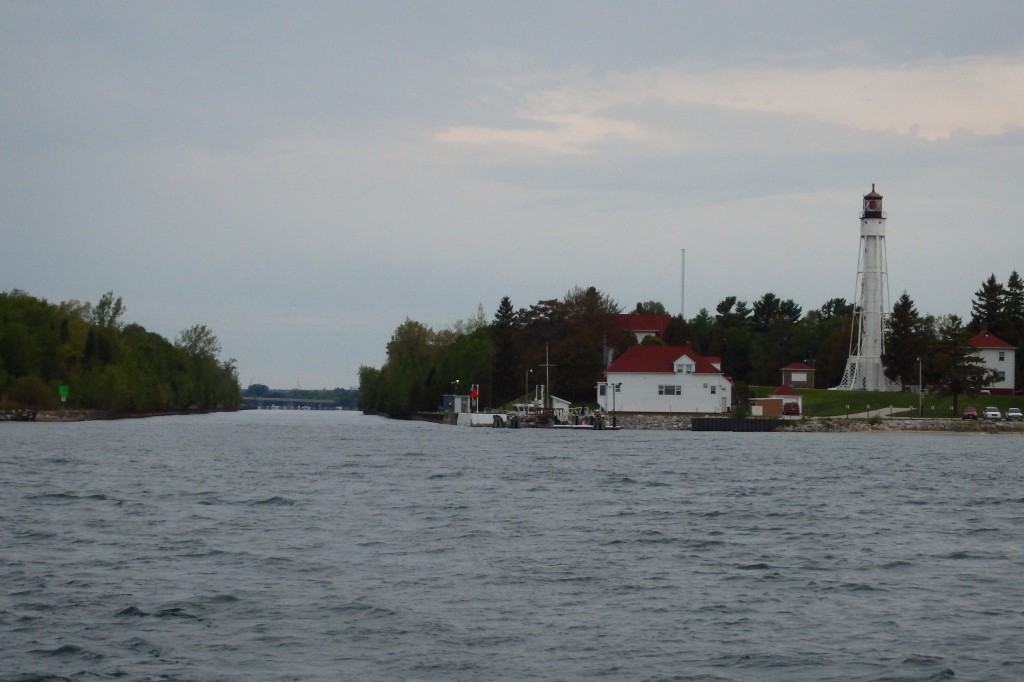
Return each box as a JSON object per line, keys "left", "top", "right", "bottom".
{"left": 241, "top": 397, "right": 337, "bottom": 410}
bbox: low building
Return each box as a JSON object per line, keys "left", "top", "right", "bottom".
{"left": 597, "top": 344, "right": 732, "bottom": 413}
{"left": 749, "top": 385, "right": 803, "bottom": 417}
{"left": 781, "top": 362, "right": 815, "bottom": 388}
{"left": 970, "top": 331, "right": 1017, "bottom": 394}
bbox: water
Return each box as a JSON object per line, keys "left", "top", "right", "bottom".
{"left": 2, "top": 411, "right": 1023, "bottom": 681}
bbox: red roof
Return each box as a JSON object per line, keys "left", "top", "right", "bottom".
{"left": 606, "top": 344, "right": 721, "bottom": 375}
{"left": 782, "top": 362, "right": 814, "bottom": 371}
{"left": 970, "top": 331, "right": 1016, "bottom": 350}
{"left": 771, "top": 385, "right": 801, "bottom": 397}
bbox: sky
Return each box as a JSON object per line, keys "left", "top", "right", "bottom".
{"left": 3, "top": 2, "right": 1023, "bottom": 389}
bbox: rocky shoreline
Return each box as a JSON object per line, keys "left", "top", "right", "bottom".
{"left": 9, "top": 409, "right": 234, "bottom": 422}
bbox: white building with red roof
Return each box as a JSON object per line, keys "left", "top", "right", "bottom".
{"left": 597, "top": 344, "right": 732, "bottom": 414}
{"left": 970, "top": 331, "right": 1017, "bottom": 393}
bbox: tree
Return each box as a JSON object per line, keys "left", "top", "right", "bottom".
{"left": 1004, "top": 271, "right": 1024, "bottom": 388}
{"left": 378, "top": 318, "right": 439, "bottom": 416}
{"left": 8, "top": 375, "right": 59, "bottom": 410}
{"left": 969, "top": 274, "right": 1004, "bottom": 335}
{"left": 929, "top": 314, "right": 997, "bottom": 413}
{"left": 357, "top": 365, "right": 382, "bottom": 413}
{"left": 175, "top": 324, "right": 222, "bottom": 359}
{"left": 638, "top": 300, "right": 668, "bottom": 315}
{"left": 883, "top": 291, "right": 928, "bottom": 387}
{"left": 247, "top": 383, "right": 270, "bottom": 397}
{"left": 687, "top": 308, "right": 714, "bottom": 355}
{"left": 663, "top": 314, "right": 689, "bottom": 346}
{"left": 557, "top": 286, "right": 620, "bottom": 402}
{"left": 490, "top": 296, "right": 522, "bottom": 404}
{"left": 90, "top": 291, "right": 127, "bottom": 329}
{"left": 752, "top": 293, "right": 781, "bottom": 331}
{"left": 819, "top": 298, "right": 853, "bottom": 321}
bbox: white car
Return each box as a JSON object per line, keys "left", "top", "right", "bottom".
{"left": 983, "top": 406, "right": 1001, "bottom": 420}
{"left": 1006, "top": 407, "right": 1022, "bottom": 421}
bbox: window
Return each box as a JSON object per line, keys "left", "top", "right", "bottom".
{"left": 599, "top": 385, "right": 606, "bottom": 396}
{"left": 996, "top": 371, "right": 1006, "bottom": 382}
{"left": 658, "top": 385, "right": 681, "bottom": 395}
{"left": 674, "top": 363, "right": 695, "bottom": 374}
{"left": 710, "top": 386, "right": 717, "bottom": 394}
{"left": 999, "top": 351, "right": 1005, "bottom": 361}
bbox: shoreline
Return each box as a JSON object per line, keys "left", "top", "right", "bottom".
{"left": 16, "top": 408, "right": 238, "bottom": 423}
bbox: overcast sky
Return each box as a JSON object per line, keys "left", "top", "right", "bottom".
{"left": 3, "top": 2, "right": 1022, "bottom": 389}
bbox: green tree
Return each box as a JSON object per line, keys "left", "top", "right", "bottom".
{"left": 357, "top": 366, "right": 382, "bottom": 413}
{"left": 969, "top": 274, "right": 1004, "bottom": 335}
{"left": 1004, "top": 271, "right": 1024, "bottom": 389}
{"left": 638, "top": 300, "right": 668, "bottom": 315}
{"left": 247, "top": 383, "right": 270, "bottom": 397}
{"left": 175, "top": 324, "right": 222, "bottom": 359}
{"left": 687, "top": 308, "right": 714, "bottom": 355}
{"left": 663, "top": 314, "right": 689, "bottom": 346}
{"left": 7, "top": 375, "right": 59, "bottom": 410}
{"left": 378, "top": 318, "right": 439, "bottom": 416}
{"left": 883, "top": 291, "right": 928, "bottom": 388}
{"left": 490, "top": 296, "right": 522, "bottom": 404}
{"left": 90, "top": 291, "right": 127, "bottom": 329}
{"left": 929, "top": 314, "right": 996, "bottom": 413}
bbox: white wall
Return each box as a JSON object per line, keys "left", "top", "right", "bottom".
{"left": 978, "top": 348, "right": 1016, "bottom": 391}
{"left": 599, "top": 372, "right": 731, "bottom": 413}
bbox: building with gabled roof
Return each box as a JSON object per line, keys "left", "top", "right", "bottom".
{"left": 969, "top": 331, "right": 1017, "bottom": 393}
{"left": 748, "top": 385, "right": 803, "bottom": 417}
{"left": 781, "top": 362, "right": 815, "bottom": 388}
{"left": 597, "top": 344, "right": 732, "bottom": 414}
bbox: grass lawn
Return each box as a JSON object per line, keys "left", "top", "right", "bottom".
{"left": 749, "top": 386, "right": 1024, "bottom": 418}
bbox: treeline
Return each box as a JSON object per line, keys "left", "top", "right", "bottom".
{"left": 0, "top": 290, "right": 240, "bottom": 413}
{"left": 359, "top": 273, "right": 1023, "bottom": 416}
{"left": 244, "top": 384, "right": 359, "bottom": 410}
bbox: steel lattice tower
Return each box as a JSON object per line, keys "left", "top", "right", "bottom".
{"left": 835, "top": 185, "right": 901, "bottom": 391}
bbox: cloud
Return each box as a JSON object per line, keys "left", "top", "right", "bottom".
{"left": 437, "top": 56, "right": 1024, "bottom": 156}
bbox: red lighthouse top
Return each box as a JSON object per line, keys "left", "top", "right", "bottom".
{"left": 862, "top": 183, "right": 884, "bottom": 218}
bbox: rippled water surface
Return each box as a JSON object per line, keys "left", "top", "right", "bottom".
{"left": 2, "top": 411, "right": 1023, "bottom": 681}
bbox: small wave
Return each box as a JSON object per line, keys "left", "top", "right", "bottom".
{"left": 28, "top": 644, "right": 103, "bottom": 661}
{"left": 207, "top": 593, "right": 240, "bottom": 603}
{"left": 328, "top": 601, "right": 396, "bottom": 618}
{"left": 115, "top": 605, "right": 148, "bottom": 617}
{"left": 249, "top": 496, "right": 296, "bottom": 506}
{"left": 880, "top": 560, "right": 914, "bottom": 569}
{"left": 156, "top": 607, "right": 201, "bottom": 620}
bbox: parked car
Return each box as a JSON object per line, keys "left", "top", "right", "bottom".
{"left": 983, "top": 406, "right": 1001, "bottom": 420}
{"left": 783, "top": 402, "right": 800, "bottom": 416}
{"left": 962, "top": 406, "right": 978, "bottom": 420}
{"left": 1006, "top": 407, "right": 1022, "bottom": 421}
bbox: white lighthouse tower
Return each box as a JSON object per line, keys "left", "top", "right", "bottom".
{"left": 835, "top": 185, "right": 901, "bottom": 391}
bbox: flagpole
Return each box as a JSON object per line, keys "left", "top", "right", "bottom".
{"left": 680, "top": 248, "right": 685, "bottom": 319}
